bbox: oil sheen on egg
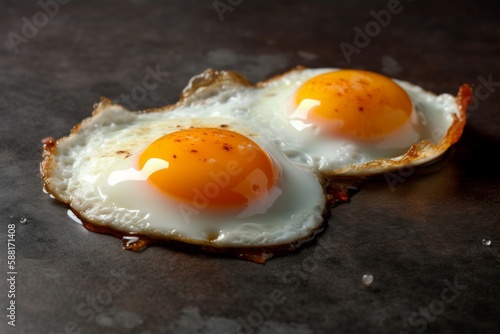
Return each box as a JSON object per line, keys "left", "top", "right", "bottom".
{"left": 41, "top": 101, "right": 326, "bottom": 251}
{"left": 249, "top": 68, "right": 468, "bottom": 175}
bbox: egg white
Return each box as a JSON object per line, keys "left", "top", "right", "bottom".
{"left": 247, "top": 68, "right": 463, "bottom": 174}
{"left": 44, "top": 103, "right": 326, "bottom": 248}
{"left": 42, "top": 67, "right": 467, "bottom": 254}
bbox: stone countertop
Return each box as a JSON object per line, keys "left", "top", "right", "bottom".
{"left": 1, "top": 0, "right": 499, "bottom": 333}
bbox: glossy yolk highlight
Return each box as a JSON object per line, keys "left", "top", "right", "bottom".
{"left": 294, "top": 70, "right": 413, "bottom": 139}
{"left": 139, "top": 128, "right": 280, "bottom": 210}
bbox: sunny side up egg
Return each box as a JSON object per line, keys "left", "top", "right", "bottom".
{"left": 41, "top": 67, "right": 471, "bottom": 262}
{"left": 250, "top": 68, "right": 470, "bottom": 175}
{"left": 41, "top": 98, "right": 327, "bottom": 263}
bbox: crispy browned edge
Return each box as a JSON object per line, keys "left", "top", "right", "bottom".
{"left": 321, "top": 83, "right": 473, "bottom": 177}
{"left": 40, "top": 67, "right": 472, "bottom": 263}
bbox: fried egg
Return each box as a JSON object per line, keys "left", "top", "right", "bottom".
{"left": 248, "top": 68, "right": 470, "bottom": 175}
{"left": 41, "top": 100, "right": 326, "bottom": 262}
{"left": 41, "top": 67, "right": 470, "bottom": 262}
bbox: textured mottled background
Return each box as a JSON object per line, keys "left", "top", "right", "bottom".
{"left": 0, "top": 0, "right": 499, "bottom": 333}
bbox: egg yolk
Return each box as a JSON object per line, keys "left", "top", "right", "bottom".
{"left": 294, "top": 70, "right": 413, "bottom": 139}
{"left": 139, "top": 128, "right": 280, "bottom": 210}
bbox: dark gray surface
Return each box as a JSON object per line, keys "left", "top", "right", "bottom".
{"left": 1, "top": 0, "right": 499, "bottom": 333}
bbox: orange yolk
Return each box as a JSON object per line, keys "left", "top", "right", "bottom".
{"left": 294, "top": 70, "right": 413, "bottom": 139}
{"left": 139, "top": 128, "right": 280, "bottom": 210}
